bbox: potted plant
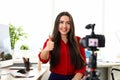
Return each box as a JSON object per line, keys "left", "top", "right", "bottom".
{"left": 4, "top": 53, "right": 12, "bottom": 60}
{"left": 0, "top": 51, "right": 12, "bottom": 61}
{"left": 9, "top": 24, "right": 28, "bottom": 50}
{"left": 20, "top": 44, "right": 29, "bottom": 50}
{"left": 20, "top": 44, "right": 30, "bottom": 57}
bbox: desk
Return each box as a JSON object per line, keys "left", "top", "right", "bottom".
{"left": 97, "top": 61, "right": 120, "bottom": 67}
{"left": 0, "top": 65, "right": 48, "bottom": 80}
{"left": 97, "top": 61, "right": 120, "bottom": 80}
{"left": 86, "top": 58, "right": 120, "bottom": 80}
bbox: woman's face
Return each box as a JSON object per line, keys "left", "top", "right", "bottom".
{"left": 58, "top": 15, "right": 70, "bottom": 36}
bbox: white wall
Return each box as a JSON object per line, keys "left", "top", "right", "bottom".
{"left": 101, "top": 0, "right": 120, "bottom": 62}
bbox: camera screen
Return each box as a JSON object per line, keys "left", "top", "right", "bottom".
{"left": 88, "top": 38, "right": 98, "bottom": 47}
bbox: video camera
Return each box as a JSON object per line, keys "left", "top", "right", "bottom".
{"left": 81, "top": 24, "right": 105, "bottom": 80}
{"left": 80, "top": 24, "right": 105, "bottom": 51}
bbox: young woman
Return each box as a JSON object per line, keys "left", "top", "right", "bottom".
{"left": 38, "top": 11, "right": 86, "bottom": 80}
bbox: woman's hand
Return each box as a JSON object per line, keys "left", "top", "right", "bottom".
{"left": 45, "top": 35, "right": 54, "bottom": 51}
{"left": 72, "top": 73, "right": 83, "bottom": 80}
{"left": 40, "top": 36, "right": 54, "bottom": 60}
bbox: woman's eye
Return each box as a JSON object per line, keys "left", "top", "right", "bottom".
{"left": 67, "top": 22, "right": 70, "bottom": 24}
{"left": 59, "top": 21, "right": 63, "bottom": 24}
{"left": 59, "top": 21, "right": 70, "bottom": 24}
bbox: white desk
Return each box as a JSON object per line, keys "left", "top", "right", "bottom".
{"left": 0, "top": 65, "right": 48, "bottom": 80}
{"left": 97, "top": 61, "right": 120, "bottom": 68}
{"left": 97, "top": 61, "right": 120, "bottom": 80}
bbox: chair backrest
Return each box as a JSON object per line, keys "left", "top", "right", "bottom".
{"left": 111, "top": 68, "right": 120, "bottom": 80}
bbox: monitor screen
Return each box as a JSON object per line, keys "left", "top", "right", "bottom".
{"left": 0, "top": 24, "right": 13, "bottom": 68}
{"left": 88, "top": 38, "right": 98, "bottom": 47}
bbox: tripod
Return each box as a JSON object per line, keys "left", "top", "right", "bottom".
{"left": 84, "top": 48, "right": 100, "bottom": 80}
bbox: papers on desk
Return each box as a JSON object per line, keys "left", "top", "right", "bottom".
{"left": 0, "top": 69, "right": 10, "bottom": 75}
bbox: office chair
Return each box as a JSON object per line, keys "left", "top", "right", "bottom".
{"left": 111, "top": 68, "right": 120, "bottom": 80}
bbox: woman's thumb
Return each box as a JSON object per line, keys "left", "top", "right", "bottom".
{"left": 49, "top": 35, "right": 52, "bottom": 41}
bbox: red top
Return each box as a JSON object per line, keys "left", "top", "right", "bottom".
{"left": 38, "top": 36, "right": 86, "bottom": 76}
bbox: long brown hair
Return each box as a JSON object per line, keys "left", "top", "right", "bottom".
{"left": 50, "top": 11, "right": 85, "bottom": 70}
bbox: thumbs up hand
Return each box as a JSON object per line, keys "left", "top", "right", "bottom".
{"left": 45, "top": 35, "right": 54, "bottom": 51}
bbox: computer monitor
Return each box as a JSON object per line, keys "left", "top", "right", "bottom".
{"left": 0, "top": 24, "right": 13, "bottom": 68}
